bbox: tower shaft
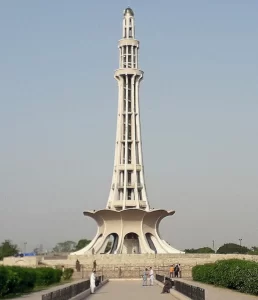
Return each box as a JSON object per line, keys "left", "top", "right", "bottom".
{"left": 107, "top": 8, "right": 149, "bottom": 211}
{"left": 70, "top": 8, "right": 183, "bottom": 256}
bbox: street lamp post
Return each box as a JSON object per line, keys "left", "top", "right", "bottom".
{"left": 24, "top": 242, "right": 27, "bottom": 254}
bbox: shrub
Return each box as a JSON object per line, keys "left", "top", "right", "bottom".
{"left": 0, "top": 266, "right": 8, "bottom": 297}
{"left": 192, "top": 259, "right": 258, "bottom": 296}
{"left": 62, "top": 268, "right": 74, "bottom": 280}
{"left": 0, "top": 266, "right": 62, "bottom": 297}
{"left": 35, "top": 268, "right": 62, "bottom": 286}
{"left": 217, "top": 243, "right": 249, "bottom": 254}
{"left": 0, "top": 266, "right": 37, "bottom": 296}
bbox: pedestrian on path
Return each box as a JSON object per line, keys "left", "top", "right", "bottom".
{"left": 93, "top": 260, "right": 97, "bottom": 271}
{"left": 142, "top": 268, "right": 148, "bottom": 286}
{"left": 90, "top": 270, "right": 96, "bottom": 294}
{"left": 174, "top": 264, "right": 179, "bottom": 278}
{"left": 169, "top": 265, "right": 174, "bottom": 278}
{"left": 149, "top": 267, "right": 154, "bottom": 286}
{"left": 76, "top": 259, "right": 81, "bottom": 272}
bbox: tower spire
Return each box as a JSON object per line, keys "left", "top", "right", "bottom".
{"left": 123, "top": 7, "right": 135, "bottom": 39}
{"left": 107, "top": 8, "right": 149, "bottom": 211}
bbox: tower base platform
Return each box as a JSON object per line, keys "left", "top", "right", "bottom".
{"left": 70, "top": 208, "right": 183, "bottom": 255}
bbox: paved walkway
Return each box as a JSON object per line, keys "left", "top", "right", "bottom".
{"left": 88, "top": 280, "right": 177, "bottom": 299}
{"left": 178, "top": 279, "right": 258, "bottom": 300}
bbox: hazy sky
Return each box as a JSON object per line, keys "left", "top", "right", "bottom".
{"left": 0, "top": 1, "right": 257, "bottom": 252}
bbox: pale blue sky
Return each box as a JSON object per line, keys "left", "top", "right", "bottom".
{"left": 0, "top": 1, "right": 257, "bottom": 252}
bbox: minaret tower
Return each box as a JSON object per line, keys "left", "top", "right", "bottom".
{"left": 70, "top": 8, "right": 183, "bottom": 256}
{"left": 107, "top": 8, "right": 149, "bottom": 211}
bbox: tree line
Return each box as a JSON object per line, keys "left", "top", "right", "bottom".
{"left": 185, "top": 243, "right": 258, "bottom": 254}
{"left": 1, "top": 239, "right": 258, "bottom": 260}
{"left": 0, "top": 239, "right": 92, "bottom": 260}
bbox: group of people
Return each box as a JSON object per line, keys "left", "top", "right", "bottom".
{"left": 142, "top": 267, "right": 154, "bottom": 286}
{"left": 169, "top": 264, "right": 181, "bottom": 278}
{"left": 161, "top": 263, "right": 182, "bottom": 293}
{"left": 80, "top": 260, "right": 182, "bottom": 294}
{"left": 75, "top": 259, "right": 99, "bottom": 294}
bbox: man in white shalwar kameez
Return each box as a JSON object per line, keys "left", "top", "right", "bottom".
{"left": 90, "top": 270, "right": 96, "bottom": 294}
{"left": 149, "top": 267, "right": 154, "bottom": 286}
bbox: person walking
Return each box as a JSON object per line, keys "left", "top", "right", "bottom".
{"left": 142, "top": 268, "right": 148, "bottom": 286}
{"left": 178, "top": 264, "right": 182, "bottom": 278}
{"left": 76, "top": 259, "right": 81, "bottom": 272}
{"left": 90, "top": 270, "right": 96, "bottom": 294}
{"left": 169, "top": 265, "right": 174, "bottom": 278}
{"left": 149, "top": 267, "right": 154, "bottom": 286}
{"left": 174, "top": 264, "right": 179, "bottom": 278}
{"left": 93, "top": 260, "right": 97, "bottom": 271}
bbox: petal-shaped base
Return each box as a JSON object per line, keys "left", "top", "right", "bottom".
{"left": 70, "top": 209, "right": 184, "bottom": 255}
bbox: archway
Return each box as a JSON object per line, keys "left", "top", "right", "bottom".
{"left": 145, "top": 233, "right": 157, "bottom": 253}
{"left": 122, "top": 232, "right": 140, "bottom": 254}
{"left": 102, "top": 233, "right": 119, "bottom": 254}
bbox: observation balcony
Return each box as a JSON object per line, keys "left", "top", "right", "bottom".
{"left": 116, "top": 183, "right": 143, "bottom": 189}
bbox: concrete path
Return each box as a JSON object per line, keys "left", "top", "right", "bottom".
{"left": 88, "top": 280, "right": 177, "bottom": 299}
{"left": 178, "top": 279, "right": 258, "bottom": 300}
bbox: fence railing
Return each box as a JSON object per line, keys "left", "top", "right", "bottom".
{"left": 156, "top": 274, "right": 205, "bottom": 300}
{"left": 156, "top": 274, "right": 174, "bottom": 287}
{"left": 156, "top": 274, "right": 165, "bottom": 283}
{"left": 174, "top": 281, "right": 205, "bottom": 300}
{"left": 42, "top": 276, "right": 103, "bottom": 300}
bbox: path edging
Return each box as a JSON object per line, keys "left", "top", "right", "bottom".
{"left": 155, "top": 280, "right": 191, "bottom": 300}
{"left": 70, "top": 279, "right": 109, "bottom": 300}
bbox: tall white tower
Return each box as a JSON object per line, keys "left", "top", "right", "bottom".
{"left": 71, "top": 8, "right": 183, "bottom": 255}
{"left": 107, "top": 7, "right": 149, "bottom": 211}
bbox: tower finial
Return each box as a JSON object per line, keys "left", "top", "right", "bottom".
{"left": 122, "top": 7, "right": 135, "bottom": 39}
{"left": 124, "top": 7, "right": 134, "bottom": 16}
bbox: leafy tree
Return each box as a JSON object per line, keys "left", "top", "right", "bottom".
{"left": 185, "top": 248, "right": 197, "bottom": 253}
{"left": 75, "top": 239, "right": 91, "bottom": 251}
{"left": 248, "top": 246, "right": 258, "bottom": 255}
{"left": 197, "top": 247, "right": 215, "bottom": 254}
{"left": 217, "top": 243, "right": 249, "bottom": 254}
{"left": 0, "top": 240, "right": 19, "bottom": 260}
{"left": 185, "top": 247, "right": 215, "bottom": 254}
{"left": 53, "top": 241, "right": 76, "bottom": 253}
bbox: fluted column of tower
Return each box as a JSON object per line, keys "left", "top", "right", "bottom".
{"left": 107, "top": 8, "right": 150, "bottom": 211}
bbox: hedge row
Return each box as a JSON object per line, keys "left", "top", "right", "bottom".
{"left": 0, "top": 266, "right": 63, "bottom": 297}
{"left": 192, "top": 259, "right": 258, "bottom": 296}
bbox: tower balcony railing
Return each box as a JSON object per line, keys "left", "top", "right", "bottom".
{"left": 117, "top": 183, "right": 135, "bottom": 189}
{"left": 116, "top": 183, "right": 143, "bottom": 189}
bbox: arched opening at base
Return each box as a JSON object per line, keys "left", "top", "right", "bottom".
{"left": 145, "top": 232, "right": 167, "bottom": 253}
{"left": 145, "top": 233, "right": 157, "bottom": 253}
{"left": 122, "top": 232, "right": 140, "bottom": 254}
{"left": 103, "top": 233, "right": 119, "bottom": 254}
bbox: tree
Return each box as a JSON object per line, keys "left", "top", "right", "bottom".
{"left": 75, "top": 239, "right": 91, "bottom": 251}
{"left": 53, "top": 241, "right": 76, "bottom": 253}
{"left": 197, "top": 247, "right": 215, "bottom": 254}
{"left": 248, "top": 246, "right": 258, "bottom": 255}
{"left": 0, "top": 240, "right": 19, "bottom": 260}
{"left": 217, "top": 243, "right": 249, "bottom": 254}
{"left": 185, "top": 248, "right": 197, "bottom": 253}
{"left": 184, "top": 247, "right": 215, "bottom": 254}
